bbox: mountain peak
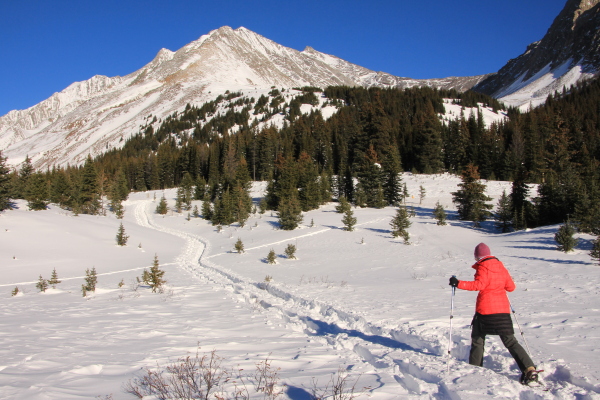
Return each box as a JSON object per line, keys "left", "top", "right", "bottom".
{"left": 0, "top": 25, "right": 485, "bottom": 169}
{"left": 472, "top": 0, "right": 600, "bottom": 108}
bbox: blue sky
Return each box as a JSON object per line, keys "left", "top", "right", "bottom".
{"left": 0, "top": 0, "right": 567, "bottom": 116}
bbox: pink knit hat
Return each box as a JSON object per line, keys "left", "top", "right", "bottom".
{"left": 474, "top": 243, "right": 491, "bottom": 260}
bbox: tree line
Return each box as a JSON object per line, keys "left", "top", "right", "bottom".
{"left": 0, "top": 80, "right": 599, "bottom": 236}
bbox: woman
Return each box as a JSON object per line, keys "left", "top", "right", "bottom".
{"left": 449, "top": 243, "right": 538, "bottom": 385}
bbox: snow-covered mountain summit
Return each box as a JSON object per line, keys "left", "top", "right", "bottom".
{"left": 473, "top": 0, "right": 600, "bottom": 109}
{"left": 0, "top": 26, "right": 486, "bottom": 169}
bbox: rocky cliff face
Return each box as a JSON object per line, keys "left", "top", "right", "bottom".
{"left": 473, "top": 0, "right": 600, "bottom": 107}
{"left": 0, "top": 26, "right": 485, "bottom": 169}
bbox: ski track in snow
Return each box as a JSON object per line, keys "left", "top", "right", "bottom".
{"left": 132, "top": 199, "right": 600, "bottom": 399}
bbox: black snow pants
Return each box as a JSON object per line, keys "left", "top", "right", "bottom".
{"left": 469, "top": 313, "right": 535, "bottom": 372}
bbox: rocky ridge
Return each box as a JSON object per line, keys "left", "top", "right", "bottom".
{"left": 473, "top": 0, "right": 600, "bottom": 107}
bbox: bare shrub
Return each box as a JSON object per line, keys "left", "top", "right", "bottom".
{"left": 310, "top": 367, "right": 367, "bottom": 400}
{"left": 123, "top": 350, "right": 283, "bottom": 400}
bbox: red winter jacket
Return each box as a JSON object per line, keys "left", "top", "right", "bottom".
{"left": 457, "top": 256, "right": 515, "bottom": 315}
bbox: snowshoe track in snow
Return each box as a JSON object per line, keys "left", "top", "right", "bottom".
{"left": 133, "top": 199, "right": 600, "bottom": 399}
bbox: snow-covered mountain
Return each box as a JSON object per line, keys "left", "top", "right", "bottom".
{"left": 0, "top": 26, "right": 487, "bottom": 169}
{"left": 473, "top": 0, "right": 600, "bottom": 109}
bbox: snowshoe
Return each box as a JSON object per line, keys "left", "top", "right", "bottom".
{"left": 520, "top": 369, "right": 540, "bottom": 385}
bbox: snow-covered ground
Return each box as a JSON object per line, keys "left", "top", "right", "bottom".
{"left": 1, "top": 173, "right": 599, "bottom": 399}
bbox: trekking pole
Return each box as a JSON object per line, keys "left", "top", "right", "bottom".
{"left": 447, "top": 276, "right": 456, "bottom": 373}
{"left": 507, "top": 297, "right": 533, "bottom": 356}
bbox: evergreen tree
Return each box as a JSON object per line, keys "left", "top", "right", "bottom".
{"left": 25, "top": 173, "right": 48, "bottom": 210}
{"left": 80, "top": 155, "right": 101, "bottom": 214}
{"left": 156, "top": 196, "right": 168, "bottom": 215}
{"left": 353, "top": 183, "right": 367, "bottom": 208}
{"left": 194, "top": 175, "right": 208, "bottom": 200}
{"left": 554, "top": 220, "right": 578, "bottom": 253}
{"left": 266, "top": 248, "right": 277, "bottom": 264}
{"left": 510, "top": 170, "right": 532, "bottom": 230}
{"left": 433, "top": 201, "right": 447, "bottom": 226}
{"left": 175, "top": 186, "right": 185, "bottom": 213}
{"left": 112, "top": 199, "right": 125, "bottom": 219}
{"left": 0, "top": 151, "right": 12, "bottom": 211}
{"left": 17, "top": 156, "right": 34, "bottom": 199}
{"left": 192, "top": 205, "right": 199, "bottom": 218}
{"left": 258, "top": 198, "right": 268, "bottom": 214}
{"left": 335, "top": 196, "right": 351, "bottom": 214}
{"left": 495, "top": 190, "right": 513, "bottom": 233}
{"left": 234, "top": 237, "right": 244, "bottom": 254}
{"left": 356, "top": 145, "right": 383, "bottom": 207}
{"left": 419, "top": 185, "right": 426, "bottom": 205}
{"left": 342, "top": 208, "right": 357, "bottom": 231}
{"left": 50, "top": 171, "right": 73, "bottom": 209}
{"left": 390, "top": 206, "right": 411, "bottom": 244}
{"left": 277, "top": 190, "right": 303, "bottom": 230}
{"left": 180, "top": 172, "right": 195, "bottom": 210}
{"left": 111, "top": 169, "right": 130, "bottom": 202}
{"left": 297, "top": 152, "right": 321, "bottom": 211}
{"left": 402, "top": 183, "right": 409, "bottom": 204}
{"left": 116, "top": 222, "right": 129, "bottom": 246}
{"left": 381, "top": 147, "right": 403, "bottom": 206}
{"left": 82, "top": 267, "right": 97, "bottom": 296}
{"left": 451, "top": 164, "right": 492, "bottom": 225}
{"left": 201, "top": 195, "right": 213, "bottom": 220}
{"left": 591, "top": 235, "right": 600, "bottom": 265}
{"left": 213, "top": 189, "right": 235, "bottom": 226}
{"left": 143, "top": 254, "right": 166, "bottom": 293}
{"left": 36, "top": 275, "right": 48, "bottom": 292}
{"left": 48, "top": 268, "right": 61, "bottom": 289}
{"left": 284, "top": 243, "right": 297, "bottom": 259}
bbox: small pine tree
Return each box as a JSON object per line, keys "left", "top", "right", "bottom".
{"left": 175, "top": 187, "right": 185, "bottom": 213}
{"left": 555, "top": 221, "right": 578, "bottom": 253}
{"left": 258, "top": 198, "right": 268, "bottom": 214}
{"left": 48, "top": 268, "right": 61, "bottom": 289}
{"left": 112, "top": 200, "right": 125, "bottom": 219}
{"left": 419, "top": 185, "right": 426, "bottom": 205}
{"left": 335, "top": 196, "right": 351, "bottom": 214}
{"left": 82, "top": 267, "right": 98, "bottom": 296}
{"left": 116, "top": 222, "right": 129, "bottom": 246}
{"left": 11, "top": 286, "right": 19, "bottom": 296}
{"left": 234, "top": 237, "right": 245, "bottom": 254}
{"left": 266, "top": 249, "right": 277, "bottom": 264}
{"left": 590, "top": 235, "right": 600, "bottom": 265}
{"left": 433, "top": 201, "right": 447, "bottom": 226}
{"left": 143, "top": 254, "right": 166, "bottom": 293}
{"left": 36, "top": 275, "right": 48, "bottom": 292}
{"left": 495, "top": 190, "right": 513, "bottom": 233}
{"left": 201, "top": 196, "right": 213, "bottom": 220}
{"left": 284, "top": 243, "right": 297, "bottom": 259}
{"left": 156, "top": 196, "right": 168, "bottom": 215}
{"left": 390, "top": 206, "right": 411, "bottom": 244}
{"left": 402, "top": 183, "right": 409, "bottom": 204}
{"left": 342, "top": 208, "right": 357, "bottom": 231}
{"left": 192, "top": 205, "right": 199, "bottom": 218}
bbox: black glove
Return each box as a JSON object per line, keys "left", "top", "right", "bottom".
{"left": 449, "top": 276, "right": 459, "bottom": 287}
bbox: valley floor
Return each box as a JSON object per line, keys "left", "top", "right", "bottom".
{"left": 1, "top": 173, "right": 599, "bottom": 399}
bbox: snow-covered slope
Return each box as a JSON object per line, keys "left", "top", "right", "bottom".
{"left": 0, "top": 26, "right": 486, "bottom": 170}
{"left": 474, "top": 0, "right": 600, "bottom": 109}
{"left": 1, "top": 175, "right": 599, "bottom": 399}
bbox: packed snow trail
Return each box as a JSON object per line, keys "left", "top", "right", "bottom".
{"left": 133, "top": 199, "right": 600, "bottom": 399}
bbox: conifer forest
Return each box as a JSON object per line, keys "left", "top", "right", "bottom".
{"left": 2, "top": 78, "right": 600, "bottom": 234}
